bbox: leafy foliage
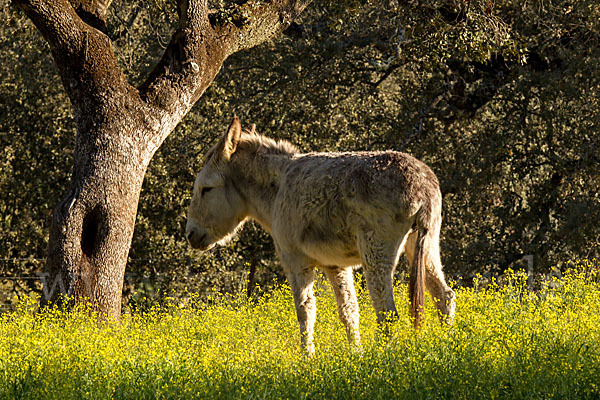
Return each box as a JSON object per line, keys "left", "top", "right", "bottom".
{"left": 0, "top": 0, "right": 598, "bottom": 305}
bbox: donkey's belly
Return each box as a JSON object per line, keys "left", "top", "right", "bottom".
{"left": 301, "top": 240, "right": 362, "bottom": 267}
{"left": 288, "top": 220, "right": 360, "bottom": 266}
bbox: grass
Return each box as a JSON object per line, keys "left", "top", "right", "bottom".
{"left": 1, "top": 262, "right": 599, "bottom": 399}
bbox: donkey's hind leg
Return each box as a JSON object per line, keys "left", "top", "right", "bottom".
{"left": 323, "top": 266, "right": 361, "bottom": 347}
{"left": 404, "top": 231, "right": 456, "bottom": 325}
{"left": 278, "top": 249, "right": 317, "bottom": 354}
{"left": 357, "top": 228, "right": 408, "bottom": 329}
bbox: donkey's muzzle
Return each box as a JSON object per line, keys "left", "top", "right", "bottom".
{"left": 185, "top": 225, "right": 208, "bottom": 249}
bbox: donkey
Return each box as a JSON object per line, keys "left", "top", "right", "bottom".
{"left": 186, "top": 117, "right": 456, "bottom": 353}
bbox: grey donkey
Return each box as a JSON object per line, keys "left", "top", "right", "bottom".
{"left": 186, "top": 117, "right": 456, "bottom": 353}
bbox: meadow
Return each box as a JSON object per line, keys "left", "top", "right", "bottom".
{"left": 1, "top": 263, "right": 599, "bottom": 400}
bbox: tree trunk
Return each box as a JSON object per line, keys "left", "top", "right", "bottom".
{"left": 40, "top": 87, "right": 156, "bottom": 315}
{"left": 42, "top": 120, "right": 146, "bottom": 316}
{"left": 15, "top": 0, "right": 311, "bottom": 317}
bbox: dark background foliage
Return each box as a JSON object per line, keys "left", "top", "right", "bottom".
{"left": 1, "top": 0, "right": 598, "bottom": 308}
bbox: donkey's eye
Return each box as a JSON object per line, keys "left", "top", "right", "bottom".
{"left": 201, "top": 187, "right": 213, "bottom": 196}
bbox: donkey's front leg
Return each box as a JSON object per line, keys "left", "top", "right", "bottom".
{"left": 323, "top": 266, "right": 361, "bottom": 348}
{"left": 278, "top": 249, "right": 317, "bottom": 354}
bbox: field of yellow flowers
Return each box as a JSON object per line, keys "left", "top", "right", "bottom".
{"left": 1, "top": 263, "right": 599, "bottom": 400}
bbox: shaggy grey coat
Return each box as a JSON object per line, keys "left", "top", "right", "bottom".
{"left": 186, "top": 117, "right": 456, "bottom": 353}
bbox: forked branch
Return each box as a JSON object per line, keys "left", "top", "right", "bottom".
{"left": 218, "top": 0, "right": 311, "bottom": 56}
{"left": 68, "top": 0, "right": 113, "bottom": 32}
{"left": 13, "top": 0, "right": 127, "bottom": 104}
{"left": 13, "top": 0, "right": 90, "bottom": 56}
{"left": 140, "top": 0, "right": 312, "bottom": 114}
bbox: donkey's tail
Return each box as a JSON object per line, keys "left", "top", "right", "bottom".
{"left": 409, "top": 226, "right": 427, "bottom": 329}
{"left": 411, "top": 199, "right": 441, "bottom": 330}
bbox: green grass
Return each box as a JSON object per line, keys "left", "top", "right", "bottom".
{"left": 1, "top": 263, "right": 599, "bottom": 399}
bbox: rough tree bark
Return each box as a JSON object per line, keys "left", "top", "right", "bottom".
{"left": 13, "top": 0, "right": 311, "bottom": 318}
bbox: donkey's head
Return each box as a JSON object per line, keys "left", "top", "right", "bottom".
{"left": 185, "top": 117, "right": 248, "bottom": 250}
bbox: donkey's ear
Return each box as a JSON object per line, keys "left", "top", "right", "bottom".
{"left": 220, "top": 116, "right": 242, "bottom": 161}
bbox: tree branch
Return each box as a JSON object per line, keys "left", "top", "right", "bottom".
{"left": 110, "top": 4, "right": 142, "bottom": 41}
{"left": 218, "top": 0, "right": 312, "bottom": 57}
{"left": 69, "top": 0, "right": 112, "bottom": 19}
{"left": 398, "top": 91, "right": 446, "bottom": 150}
{"left": 139, "top": 0, "right": 312, "bottom": 121}
{"left": 68, "top": 0, "right": 112, "bottom": 33}
{"left": 138, "top": 0, "right": 214, "bottom": 113}
{"left": 14, "top": 0, "right": 128, "bottom": 106}
{"left": 14, "top": 0, "right": 87, "bottom": 53}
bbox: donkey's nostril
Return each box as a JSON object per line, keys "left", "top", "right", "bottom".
{"left": 186, "top": 227, "right": 197, "bottom": 242}
{"left": 186, "top": 227, "right": 209, "bottom": 249}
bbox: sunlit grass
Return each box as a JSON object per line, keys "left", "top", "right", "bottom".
{"left": 1, "top": 261, "right": 599, "bottom": 399}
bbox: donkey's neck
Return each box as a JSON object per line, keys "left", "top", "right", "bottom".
{"left": 230, "top": 152, "right": 292, "bottom": 233}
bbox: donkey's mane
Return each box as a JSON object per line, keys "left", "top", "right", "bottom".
{"left": 237, "top": 131, "right": 299, "bottom": 157}
{"left": 204, "top": 130, "right": 298, "bottom": 164}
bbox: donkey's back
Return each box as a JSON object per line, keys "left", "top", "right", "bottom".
{"left": 273, "top": 151, "right": 442, "bottom": 267}
{"left": 283, "top": 150, "right": 440, "bottom": 211}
